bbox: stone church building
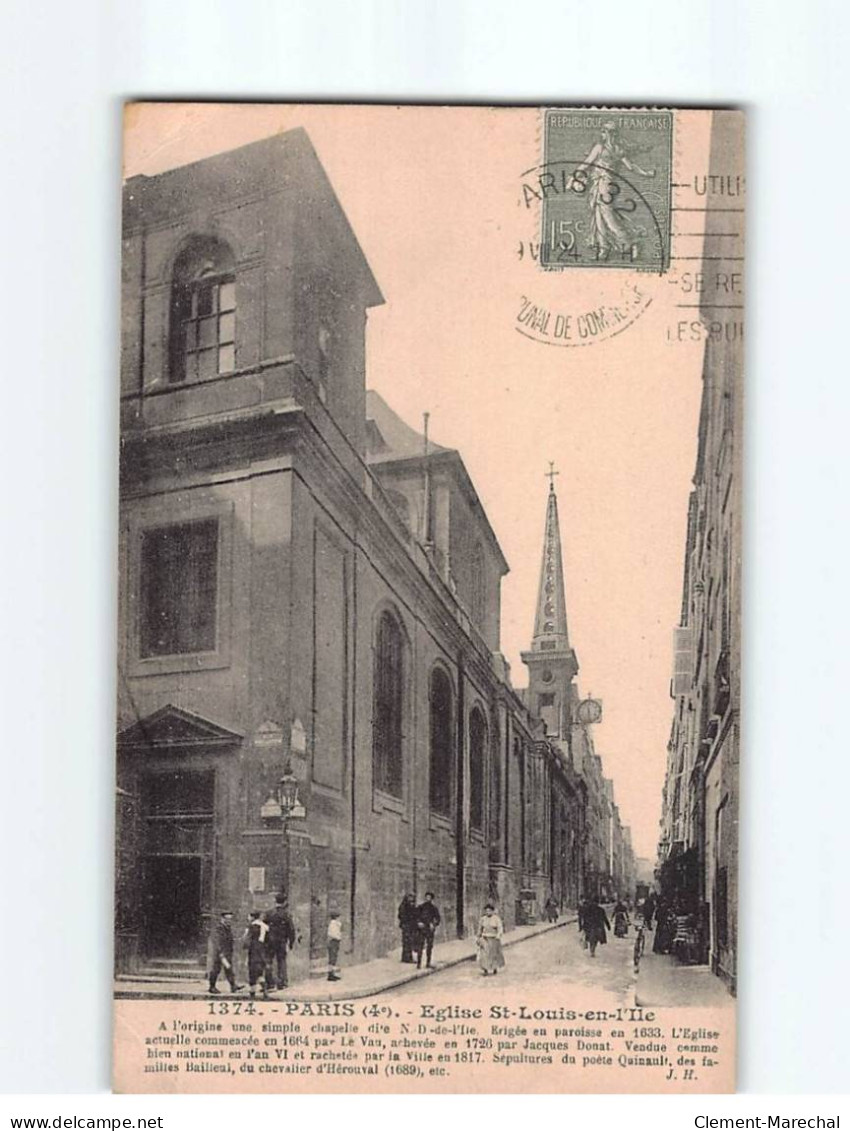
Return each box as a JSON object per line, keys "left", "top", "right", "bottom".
{"left": 115, "top": 129, "right": 633, "bottom": 981}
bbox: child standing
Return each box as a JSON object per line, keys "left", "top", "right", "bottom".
{"left": 327, "top": 910, "right": 342, "bottom": 981}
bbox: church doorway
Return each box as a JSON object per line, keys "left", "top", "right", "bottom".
{"left": 143, "top": 855, "right": 202, "bottom": 954}
{"left": 140, "top": 768, "right": 216, "bottom": 961}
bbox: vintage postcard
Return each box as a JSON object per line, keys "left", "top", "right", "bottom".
{"left": 114, "top": 103, "right": 743, "bottom": 1093}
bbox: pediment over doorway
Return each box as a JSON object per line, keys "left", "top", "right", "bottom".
{"left": 117, "top": 704, "right": 243, "bottom": 751}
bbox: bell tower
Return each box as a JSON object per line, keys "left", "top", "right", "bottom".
{"left": 521, "top": 465, "right": 579, "bottom": 737}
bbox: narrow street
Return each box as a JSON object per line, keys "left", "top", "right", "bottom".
{"left": 391, "top": 919, "right": 637, "bottom": 1004}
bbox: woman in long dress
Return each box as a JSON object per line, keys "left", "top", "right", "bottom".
{"left": 570, "top": 122, "right": 656, "bottom": 261}
{"left": 477, "top": 903, "right": 506, "bottom": 976}
{"left": 613, "top": 899, "right": 630, "bottom": 938}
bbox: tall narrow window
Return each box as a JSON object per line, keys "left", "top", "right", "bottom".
{"left": 470, "top": 543, "right": 486, "bottom": 627}
{"left": 489, "top": 724, "right": 502, "bottom": 848}
{"left": 317, "top": 324, "right": 331, "bottom": 404}
{"left": 169, "top": 238, "right": 236, "bottom": 384}
{"left": 469, "top": 707, "right": 487, "bottom": 833}
{"left": 373, "top": 610, "right": 404, "bottom": 798}
{"left": 429, "top": 667, "right": 454, "bottom": 816}
{"left": 139, "top": 518, "right": 219, "bottom": 657}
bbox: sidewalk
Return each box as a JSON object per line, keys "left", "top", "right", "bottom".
{"left": 635, "top": 949, "right": 734, "bottom": 1009}
{"left": 115, "top": 916, "right": 574, "bottom": 1002}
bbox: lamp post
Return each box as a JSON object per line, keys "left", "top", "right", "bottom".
{"left": 260, "top": 760, "right": 305, "bottom": 894}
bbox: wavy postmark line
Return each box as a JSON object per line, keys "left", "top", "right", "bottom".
{"left": 520, "top": 159, "right": 670, "bottom": 276}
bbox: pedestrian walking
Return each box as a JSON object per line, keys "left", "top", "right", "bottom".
{"left": 266, "top": 894, "right": 296, "bottom": 989}
{"left": 207, "top": 910, "right": 241, "bottom": 995}
{"left": 642, "top": 892, "right": 656, "bottom": 929}
{"left": 398, "top": 893, "right": 418, "bottom": 963}
{"left": 414, "top": 892, "right": 441, "bottom": 969}
{"left": 327, "top": 910, "right": 342, "bottom": 981}
{"left": 652, "top": 899, "right": 675, "bottom": 954}
{"left": 577, "top": 895, "right": 589, "bottom": 947}
{"left": 544, "top": 894, "right": 559, "bottom": 923}
{"left": 613, "top": 899, "right": 631, "bottom": 938}
{"left": 243, "top": 910, "right": 270, "bottom": 998}
{"left": 477, "top": 903, "right": 506, "bottom": 975}
{"left": 581, "top": 897, "right": 611, "bottom": 958}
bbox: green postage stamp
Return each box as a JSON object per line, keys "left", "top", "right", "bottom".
{"left": 534, "top": 109, "right": 673, "bottom": 272}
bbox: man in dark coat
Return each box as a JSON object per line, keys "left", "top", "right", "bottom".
{"left": 207, "top": 910, "right": 240, "bottom": 995}
{"left": 398, "top": 893, "right": 418, "bottom": 963}
{"left": 266, "top": 895, "right": 296, "bottom": 989}
{"left": 642, "top": 892, "right": 657, "bottom": 929}
{"left": 414, "top": 892, "right": 441, "bottom": 969}
{"left": 581, "top": 898, "right": 611, "bottom": 958}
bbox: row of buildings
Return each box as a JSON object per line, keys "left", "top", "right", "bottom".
{"left": 657, "top": 112, "right": 743, "bottom": 994}
{"left": 114, "top": 128, "right": 634, "bottom": 982}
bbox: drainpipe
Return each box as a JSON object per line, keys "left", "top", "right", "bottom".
{"left": 455, "top": 651, "right": 465, "bottom": 937}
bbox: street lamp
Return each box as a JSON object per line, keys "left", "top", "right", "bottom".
{"left": 259, "top": 759, "right": 305, "bottom": 906}
{"left": 262, "top": 760, "right": 309, "bottom": 823}
{"left": 260, "top": 760, "right": 305, "bottom": 823}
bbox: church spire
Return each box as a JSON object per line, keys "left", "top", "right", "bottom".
{"left": 531, "top": 466, "right": 571, "bottom": 651}
{"left": 522, "top": 467, "right": 578, "bottom": 738}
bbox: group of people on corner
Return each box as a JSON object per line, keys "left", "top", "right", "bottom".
{"left": 209, "top": 887, "right": 676, "bottom": 997}
{"left": 207, "top": 894, "right": 296, "bottom": 997}
{"left": 397, "top": 892, "right": 441, "bottom": 969}
{"left": 397, "top": 892, "right": 508, "bottom": 976}
{"left": 645, "top": 893, "right": 700, "bottom": 963}
{"left": 576, "top": 889, "right": 703, "bottom": 963}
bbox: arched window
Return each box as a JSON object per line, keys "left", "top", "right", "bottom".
{"left": 469, "top": 706, "right": 487, "bottom": 832}
{"left": 429, "top": 667, "right": 454, "bottom": 816}
{"left": 169, "top": 237, "right": 236, "bottom": 384}
{"left": 373, "top": 610, "right": 404, "bottom": 798}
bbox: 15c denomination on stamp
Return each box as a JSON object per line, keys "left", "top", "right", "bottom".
{"left": 528, "top": 110, "right": 673, "bottom": 272}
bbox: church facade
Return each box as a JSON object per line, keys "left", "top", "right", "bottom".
{"left": 115, "top": 129, "right": 634, "bottom": 981}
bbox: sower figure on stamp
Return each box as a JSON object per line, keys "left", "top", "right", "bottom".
{"left": 207, "top": 910, "right": 241, "bottom": 995}
{"left": 414, "top": 891, "right": 441, "bottom": 969}
{"left": 398, "top": 893, "right": 418, "bottom": 963}
{"left": 266, "top": 894, "right": 296, "bottom": 989}
{"left": 570, "top": 121, "right": 656, "bottom": 262}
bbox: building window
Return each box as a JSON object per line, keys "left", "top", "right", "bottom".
{"left": 489, "top": 723, "right": 502, "bottom": 850}
{"left": 139, "top": 519, "right": 219, "bottom": 657}
{"left": 384, "top": 488, "right": 411, "bottom": 534}
{"left": 469, "top": 707, "right": 487, "bottom": 832}
{"left": 373, "top": 610, "right": 405, "bottom": 799}
{"left": 470, "top": 544, "right": 486, "bottom": 626}
{"left": 429, "top": 667, "right": 454, "bottom": 816}
{"left": 317, "top": 324, "right": 331, "bottom": 404}
{"left": 169, "top": 238, "right": 236, "bottom": 384}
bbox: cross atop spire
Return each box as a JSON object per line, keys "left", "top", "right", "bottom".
{"left": 546, "top": 461, "right": 559, "bottom": 491}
